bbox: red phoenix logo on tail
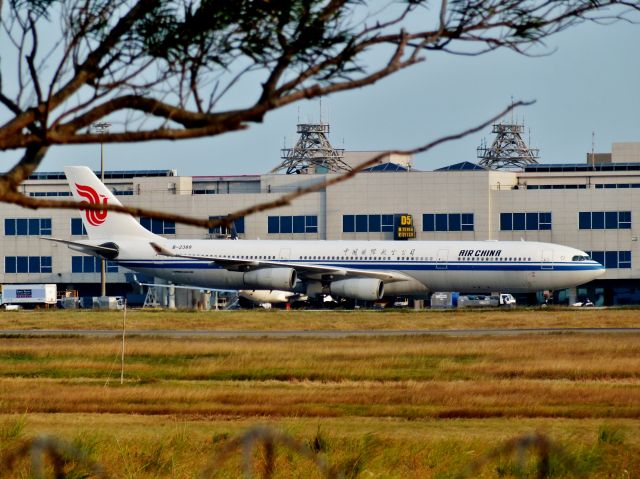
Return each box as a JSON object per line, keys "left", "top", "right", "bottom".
{"left": 75, "top": 183, "right": 108, "bottom": 226}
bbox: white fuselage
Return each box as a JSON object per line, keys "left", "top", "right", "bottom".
{"left": 109, "top": 238, "right": 605, "bottom": 295}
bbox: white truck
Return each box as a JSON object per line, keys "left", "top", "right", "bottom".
{"left": 458, "top": 293, "right": 517, "bottom": 308}
{"left": 1, "top": 284, "right": 57, "bottom": 308}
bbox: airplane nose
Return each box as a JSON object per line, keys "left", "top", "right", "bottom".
{"left": 591, "top": 262, "right": 606, "bottom": 279}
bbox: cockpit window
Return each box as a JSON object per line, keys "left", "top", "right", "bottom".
{"left": 572, "top": 255, "right": 590, "bottom": 261}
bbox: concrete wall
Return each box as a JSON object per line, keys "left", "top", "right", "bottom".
{"left": 613, "top": 143, "right": 640, "bottom": 163}
{"left": 1, "top": 165, "right": 639, "bottom": 288}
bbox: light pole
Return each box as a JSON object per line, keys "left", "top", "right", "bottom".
{"left": 93, "top": 121, "right": 111, "bottom": 297}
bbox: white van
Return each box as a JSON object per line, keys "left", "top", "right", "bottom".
{"left": 498, "top": 293, "right": 517, "bottom": 307}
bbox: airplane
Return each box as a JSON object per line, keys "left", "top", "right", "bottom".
{"left": 45, "top": 166, "right": 605, "bottom": 302}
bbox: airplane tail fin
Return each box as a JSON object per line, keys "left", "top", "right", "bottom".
{"left": 64, "top": 166, "right": 158, "bottom": 240}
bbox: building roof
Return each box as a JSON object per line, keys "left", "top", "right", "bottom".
{"left": 193, "top": 175, "right": 260, "bottom": 181}
{"left": 524, "top": 163, "right": 640, "bottom": 173}
{"left": 24, "top": 170, "right": 177, "bottom": 180}
{"left": 435, "top": 161, "right": 486, "bottom": 171}
{"left": 362, "top": 162, "right": 410, "bottom": 172}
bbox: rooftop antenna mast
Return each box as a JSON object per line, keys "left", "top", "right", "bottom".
{"left": 591, "top": 131, "right": 596, "bottom": 171}
{"left": 271, "top": 117, "right": 350, "bottom": 174}
{"left": 477, "top": 101, "right": 540, "bottom": 170}
{"left": 510, "top": 95, "right": 514, "bottom": 123}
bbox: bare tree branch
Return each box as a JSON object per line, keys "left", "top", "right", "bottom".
{"left": 25, "top": 14, "right": 43, "bottom": 107}
{"left": 0, "top": 100, "right": 531, "bottom": 231}
{"left": 0, "top": 0, "right": 638, "bottom": 231}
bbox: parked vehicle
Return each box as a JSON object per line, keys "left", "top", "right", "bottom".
{"left": 498, "top": 293, "right": 517, "bottom": 307}
{"left": 430, "top": 292, "right": 460, "bottom": 309}
{"left": 393, "top": 297, "right": 409, "bottom": 308}
{"left": 458, "top": 293, "right": 517, "bottom": 308}
{"left": 572, "top": 299, "right": 594, "bottom": 307}
{"left": 1, "top": 284, "right": 57, "bottom": 307}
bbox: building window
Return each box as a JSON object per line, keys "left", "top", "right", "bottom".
{"left": 587, "top": 251, "right": 631, "bottom": 269}
{"left": 140, "top": 217, "right": 176, "bottom": 235}
{"left": 268, "top": 215, "right": 318, "bottom": 234}
{"left": 209, "top": 216, "right": 245, "bottom": 236}
{"left": 342, "top": 214, "right": 395, "bottom": 233}
{"left": 269, "top": 216, "right": 280, "bottom": 233}
{"left": 71, "top": 256, "right": 118, "bottom": 273}
{"left": 381, "top": 215, "right": 394, "bottom": 232}
{"left": 579, "top": 211, "right": 631, "bottom": 230}
{"left": 527, "top": 184, "right": 589, "bottom": 190}
{"left": 619, "top": 250, "right": 632, "bottom": 268}
{"left": 235, "top": 217, "right": 245, "bottom": 234}
{"left": 423, "top": 213, "right": 474, "bottom": 232}
{"left": 280, "top": 216, "right": 293, "bottom": 233}
{"left": 29, "top": 191, "right": 72, "bottom": 197}
{"left": 368, "top": 215, "right": 381, "bottom": 232}
{"left": 594, "top": 183, "right": 640, "bottom": 189}
{"left": 70, "top": 218, "right": 87, "bottom": 236}
{"left": 5, "top": 256, "right": 52, "bottom": 273}
{"left": 500, "top": 212, "right": 552, "bottom": 231}
{"left": 538, "top": 212, "right": 552, "bottom": 230}
{"left": 5, "top": 218, "right": 52, "bottom": 236}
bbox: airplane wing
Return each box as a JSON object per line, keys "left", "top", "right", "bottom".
{"left": 131, "top": 277, "right": 304, "bottom": 304}
{"left": 136, "top": 282, "right": 236, "bottom": 292}
{"left": 41, "top": 237, "right": 119, "bottom": 258}
{"left": 149, "top": 242, "right": 411, "bottom": 283}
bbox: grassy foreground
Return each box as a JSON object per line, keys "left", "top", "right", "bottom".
{"left": 1, "top": 306, "right": 640, "bottom": 330}
{"left": 2, "top": 414, "right": 639, "bottom": 478}
{"left": 1, "top": 310, "right": 640, "bottom": 477}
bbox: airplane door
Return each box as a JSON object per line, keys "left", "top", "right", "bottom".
{"left": 541, "top": 249, "right": 553, "bottom": 270}
{"left": 279, "top": 248, "right": 291, "bottom": 261}
{"left": 436, "top": 249, "right": 448, "bottom": 270}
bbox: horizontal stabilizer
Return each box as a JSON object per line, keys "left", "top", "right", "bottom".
{"left": 41, "top": 237, "right": 118, "bottom": 258}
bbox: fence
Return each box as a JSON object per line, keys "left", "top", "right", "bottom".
{"left": 0, "top": 426, "right": 577, "bottom": 479}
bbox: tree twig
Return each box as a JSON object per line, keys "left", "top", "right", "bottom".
{"left": 0, "top": 101, "right": 530, "bottom": 231}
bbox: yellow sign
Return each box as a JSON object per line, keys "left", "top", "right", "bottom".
{"left": 395, "top": 214, "right": 416, "bottom": 240}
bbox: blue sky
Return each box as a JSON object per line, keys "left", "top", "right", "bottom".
{"left": 4, "top": 16, "right": 640, "bottom": 176}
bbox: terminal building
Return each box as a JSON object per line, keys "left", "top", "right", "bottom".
{"left": 1, "top": 121, "right": 639, "bottom": 306}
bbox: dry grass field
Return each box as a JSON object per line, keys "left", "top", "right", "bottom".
{"left": 1, "top": 309, "right": 640, "bottom": 477}
{"left": 0, "top": 306, "right": 639, "bottom": 330}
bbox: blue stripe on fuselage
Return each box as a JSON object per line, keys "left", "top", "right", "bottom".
{"left": 118, "top": 259, "right": 604, "bottom": 272}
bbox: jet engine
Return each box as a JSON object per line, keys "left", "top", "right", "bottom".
{"left": 243, "top": 268, "right": 297, "bottom": 291}
{"left": 239, "top": 290, "right": 294, "bottom": 304}
{"left": 98, "top": 242, "right": 119, "bottom": 260}
{"left": 330, "top": 278, "right": 384, "bottom": 301}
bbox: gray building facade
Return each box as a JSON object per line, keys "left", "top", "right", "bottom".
{"left": 1, "top": 145, "right": 639, "bottom": 305}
